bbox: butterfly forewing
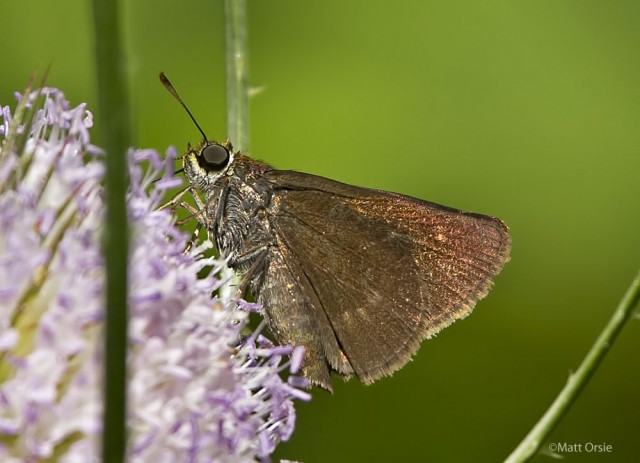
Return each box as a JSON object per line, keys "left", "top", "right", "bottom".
{"left": 263, "top": 170, "right": 511, "bottom": 387}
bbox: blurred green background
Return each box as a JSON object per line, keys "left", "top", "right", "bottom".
{"left": 2, "top": 0, "right": 639, "bottom": 461}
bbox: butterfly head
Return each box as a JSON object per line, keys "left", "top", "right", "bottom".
{"left": 184, "top": 139, "right": 235, "bottom": 190}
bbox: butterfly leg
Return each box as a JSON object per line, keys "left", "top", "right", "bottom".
{"left": 228, "top": 244, "right": 270, "bottom": 296}
{"left": 157, "top": 185, "right": 190, "bottom": 211}
{"left": 168, "top": 200, "right": 203, "bottom": 252}
{"left": 184, "top": 222, "right": 203, "bottom": 254}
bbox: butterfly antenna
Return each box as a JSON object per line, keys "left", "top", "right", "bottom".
{"left": 159, "top": 72, "right": 209, "bottom": 142}
{"left": 151, "top": 167, "right": 184, "bottom": 184}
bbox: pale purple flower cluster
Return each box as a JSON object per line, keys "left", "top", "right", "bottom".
{"left": 0, "top": 88, "right": 309, "bottom": 462}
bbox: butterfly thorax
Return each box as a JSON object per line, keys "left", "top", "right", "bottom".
{"left": 185, "top": 147, "right": 275, "bottom": 276}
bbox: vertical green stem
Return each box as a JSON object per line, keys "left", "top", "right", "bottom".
{"left": 505, "top": 270, "right": 640, "bottom": 463}
{"left": 224, "top": 0, "right": 250, "bottom": 152}
{"left": 91, "top": 1, "right": 131, "bottom": 462}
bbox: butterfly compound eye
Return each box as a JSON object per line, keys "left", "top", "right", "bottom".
{"left": 200, "top": 144, "right": 229, "bottom": 170}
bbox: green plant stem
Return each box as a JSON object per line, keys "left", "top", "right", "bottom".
{"left": 505, "top": 270, "right": 640, "bottom": 463}
{"left": 91, "top": 1, "right": 131, "bottom": 462}
{"left": 224, "top": 0, "right": 249, "bottom": 151}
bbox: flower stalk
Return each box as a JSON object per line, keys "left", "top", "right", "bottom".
{"left": 91, "top": 0, "right": 131, "bottom": 459}
{"left": 505, "top": 270, "right": 640, "bottom": 462}
{"left": 225, "top": 0, "right": 250, "bottom": 151}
